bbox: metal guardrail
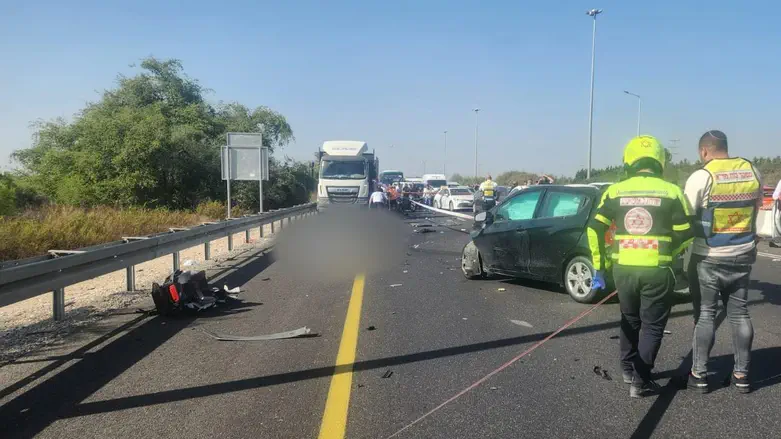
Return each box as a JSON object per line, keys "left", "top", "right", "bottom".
{"left": 0, "top": 203, "right": 318, "bottom": 319}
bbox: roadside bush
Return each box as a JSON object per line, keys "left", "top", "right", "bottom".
{"left": 0, "top": 205, "right": 210, "bottom": 261}
{"left": 0, "top": 182, "right": 16, "bottom": 216}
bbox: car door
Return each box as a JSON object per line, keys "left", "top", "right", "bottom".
{"left": 439, "top": 189, "right": 450, "bottom": 208}
{"left": 474, "top": 189, "right": 544, "bottom": 275}
{"left": 525, "top": 188, "right": 593, "bottom": 281}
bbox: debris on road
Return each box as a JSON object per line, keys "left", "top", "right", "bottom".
{"left": 609, "top": 335, "right": 619, "bottom": 340}
{"left": 261, "top": 277, "right": 271, "bottom": 281}
{"left": 593, "top": 366, "right": 612, "bottom": 381}
{"left": 202, "top": 326, "right": 313, "bottom": 341}
{"left": 462, "top": 317, "right": 468, "bottom": 320}
{"left": 490, "top": 386, "right": 498, "bottom": 390}
{"left": 510, "top": 320, "right": 533, "bottom": 328}
{"left": 414, "top": 228, "right": 436, "bottom": 234}
{"left": 367, "top": 325, "right": 377, "bottom": 331}
{"left": 183, "top": 259, "right": 198, "bottom": 267}
{"left": 497, "top": 288, "right": 506, "bottom": 292}
{"left": 224, "top": 285, "right": 241, "bottom": 294}
{"left": 663, "top": 330, "right": 672, "bottom": 334}
{"left": 403, "top": 270, "right": 408, "bottom": 273}
{"left": 413, "top": 244, "right": 420, "bottom": 249}
{"left": 390, "top": 284, "right": 403, "bottom": 288}
{"left": 411, "top": 223, "right": 435, "bottom": 228}
{"left": 382, "top": 370, "right": 394, "bottom": 379}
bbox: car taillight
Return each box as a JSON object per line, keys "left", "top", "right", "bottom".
{"left": 605, "top": 221, "right": 616, "bottom": 246}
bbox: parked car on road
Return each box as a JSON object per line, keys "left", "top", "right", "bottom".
{"left": 461, "top": 183, "right": 687, "bottom": 303}
{"left": 434, "top": 186, "right": 474, "bottom": 211}
{"left": 462, "top": 184, "right": 613, "bottom": 303}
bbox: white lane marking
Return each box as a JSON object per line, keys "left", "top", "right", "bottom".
{"left": 757, "top": 251, "right": 781, "bottom": 260}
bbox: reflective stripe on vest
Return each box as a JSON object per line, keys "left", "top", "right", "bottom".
{"left": 611, "top": 234, "right": 673, "bottom": 267}
{"left": 696, "top": 158, "right": 760, "bottom": 247}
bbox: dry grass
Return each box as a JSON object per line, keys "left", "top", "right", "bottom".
{"left": 0, "top": 204, "right": 221, "bottom": 261}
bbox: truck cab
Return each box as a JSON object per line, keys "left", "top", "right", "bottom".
{"left": 316, "top": 141, "right": 378, "bottom": 207}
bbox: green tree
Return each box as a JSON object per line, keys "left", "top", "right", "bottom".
{"left": 12, "top": 57, "right": 307, "bottom": 211}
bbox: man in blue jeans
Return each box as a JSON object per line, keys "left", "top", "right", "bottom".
{"left": 684, "top": 130, "right": 763, "bottom": 394}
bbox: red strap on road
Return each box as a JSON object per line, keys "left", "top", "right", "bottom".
{"left": 386, "top": 290, "right": 618, "bottom": 438}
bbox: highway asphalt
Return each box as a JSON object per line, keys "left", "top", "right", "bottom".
{"left": 1, "top": 207, "right": 781, "bottom": 439}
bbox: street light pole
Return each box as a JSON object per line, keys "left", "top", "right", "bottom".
{"left": 473, "top": 108, "right": 480, "bottom": 177}
{"left": 624, "top": 90, "right": 641, "bottom": 136}
{"left": 586, "top": 8, "right": 602, "bottom": 180}
{"left": 443, "top": 130, "right": 448, "bottom": 175}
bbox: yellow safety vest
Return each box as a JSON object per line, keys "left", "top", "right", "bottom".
{"left": 696, "top": 158, "right": 760, "bottom": 247}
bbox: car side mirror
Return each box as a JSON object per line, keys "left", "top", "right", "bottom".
{"left": 475, "top": 211, "right": 493, "bottom": 224}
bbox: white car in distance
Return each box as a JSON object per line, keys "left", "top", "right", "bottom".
{"left": 434, "top": 186, "right": 474, "bottom": 211}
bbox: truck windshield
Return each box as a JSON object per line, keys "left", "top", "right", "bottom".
{"left": 427, "top": 180, "right": 447, "bottom": 188}
{"left": 380, "top": 173, "right": 404, "bottom": 184}
{"left": 321, "top": 160, "right": 365, "bottom": 179}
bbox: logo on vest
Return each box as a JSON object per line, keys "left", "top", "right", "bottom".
{"left": 624, "top": 207, "right": 653, "bottom": 235}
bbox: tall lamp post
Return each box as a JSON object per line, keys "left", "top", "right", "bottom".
{"left": 586, "top": 8, "right": 603, "bottom": 180}
{"left": 624, "top": 90, "right": 641, "bottom": 136}
{"left": 443, "top": 130, "right": 448, "bottom": 175}
{"left": 473, "top": 108, "right": 480, "bottom": 177}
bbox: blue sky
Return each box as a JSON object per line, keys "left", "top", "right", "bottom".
{"left": 1, "top": 0, "right": 779, "bottom": 177}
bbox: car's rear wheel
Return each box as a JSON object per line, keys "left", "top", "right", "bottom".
{"left": 564, "top": 256, "right": 599, "bottom": 303}
{"left": 461, "top": 241, "right": 484, "bottom": 279}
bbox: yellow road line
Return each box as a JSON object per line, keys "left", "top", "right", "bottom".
{"left": 318, "top": 274, "right": 366, "bottom": 439}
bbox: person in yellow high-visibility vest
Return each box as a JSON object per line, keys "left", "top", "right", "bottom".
{"left": 478, "top": 175, "right": 498, "bottom": 211}
{"left": 587, "top": 135, "right": 694, "bottom": 398}
{"left": 684, "top": 130, "right": 763, "bottom": 394}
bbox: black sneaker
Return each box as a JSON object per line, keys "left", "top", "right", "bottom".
{"left": 630, "top": 379, "right": 662, "bottom": 398}
{"left": 732, "top": 374, "right": 751, "bottom": 394}
{"left": 687, "top": 372, "right": 709, "bottom": 394}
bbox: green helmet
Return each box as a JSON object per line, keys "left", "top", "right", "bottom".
{"left": 623, "top": 135, "right": 666, "bottom": 170}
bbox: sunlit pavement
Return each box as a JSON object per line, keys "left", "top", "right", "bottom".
{"left": 1, "top": 209, "right": 780, "bottom": 438}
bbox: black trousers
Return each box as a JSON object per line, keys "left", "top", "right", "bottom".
{"left": 614, "top": 265, "right": 674, "bottom": 383}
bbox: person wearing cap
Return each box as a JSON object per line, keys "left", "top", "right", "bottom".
{"left": 684, "top": 130, "right": 763, "bottom": 394}
{"left": 478, "top": 175, "right": 498, "bottom": 210}
{"left": 587, "top": 135, "right": 694, "bottom": 398}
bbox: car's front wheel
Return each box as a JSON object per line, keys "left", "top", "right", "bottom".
{"left": 449, "top": 201, "right": 454, "bottom": 211}
{"left": 564, "top": 256, "right": 599, "bottom": 303}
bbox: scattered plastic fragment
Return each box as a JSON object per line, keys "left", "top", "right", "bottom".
{"left": 497, "top": 288, "right": 506, "bottom": 292}
{"left": 609, "top": 335, "right": 619, "bottom": 340}
{"left": 462, "top": 317, "right": 468, "bottom": 320}
{"left": 367, "top": 326, "right": 376, "bottom": 331}
{"left": 224, "top": 285, "right": 241, "bottom": 294}
{"left": 403, "top": 270, "right": 408, "bottom": 273}
{"left": 510, "top": 320, "right": 533, "bottom": 328}
{"left": 382, "top": 370, "right": 394, "bottom": 379}
{"left": 390, "top": 284, "right": 403, "bottom": 288}
{"left": 261, "top": 277, "right": 271, "bottom": 281}
{"left": 490, "top": 387, "right": 498, "bottom": 390}
{"left": 183, "top": 259, "right": 198, "bottom": 267}
{"left": 663, "top": 330, "right": 672, "bottom": 334}
{"left": 202, "top": 327, "right": 313, "bottom": 341}
{"left": 593, "top": 366, "right": 612, "bottom": 381}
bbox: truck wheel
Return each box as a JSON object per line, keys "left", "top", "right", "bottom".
{"left": 563, "top": 256, "right": 599, "bottom": 303}
{"left": 461, "top": 241, "right": 485, "bottom": 280}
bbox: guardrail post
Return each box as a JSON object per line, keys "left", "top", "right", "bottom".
{"left": 53, "top": 288, "right": 65, "bottom": 321}
{"left": 271, "top": 221, "right": 276, "bottom": 233}
{"left": 245, "top": 229, "right": 251, "bottom": 243}
{"left": 126, "top": 266, "right": 135, "bottom": 291}
{"left": 259, "top": 224, "right": 264, "bottom": 238}
{"left": 228, "top": 234, "right": 234, "bottom": 251}
{"left": 281, "top": 218, "right": 285, "bottom": 230}
{"left": 204, "top": 241, "right": 211, "bottom": 260}
{"left": 173, "top": 251, "right": 180, "bottom": 272}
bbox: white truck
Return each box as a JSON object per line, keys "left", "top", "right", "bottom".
{"left": 316, "top": 141, "right": 378, "bottom": 207}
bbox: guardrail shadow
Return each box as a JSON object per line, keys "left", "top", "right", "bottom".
{"left": 35, "top": 297, "right": 768, "bottom": 423}
{"left": 0, "top": 246, "right": 276, "bottom": 437}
